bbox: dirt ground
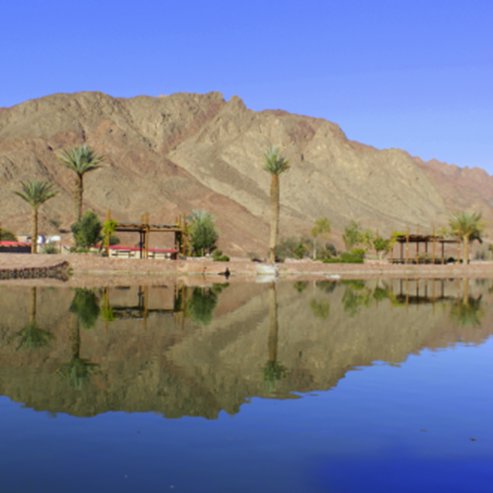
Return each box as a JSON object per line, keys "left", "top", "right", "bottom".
{"left": 1, "top": 253, "right": 493, "bottom": 288}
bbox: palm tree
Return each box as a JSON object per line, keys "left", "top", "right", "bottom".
{"left": 263, "top": 147, "right": 289, "bottom": 263}
{"left": 58, "top": 145, "right": 103, "bottom": 222}
{"left": 449, "top": 211, "right": 484, "bottom": 264}
{"left": 14, "top": 181, "right": 57, "bottom": 253}
{"left": 311, "top": 217, "right": 331, "bottom": 259}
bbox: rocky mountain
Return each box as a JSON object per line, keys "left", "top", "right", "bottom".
{"left": 0, "top": 91, "right": 491, "bottom": 254}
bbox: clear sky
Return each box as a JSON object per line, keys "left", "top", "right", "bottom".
{"left": 2, "top": 0, "right": 492, "bottom": 172}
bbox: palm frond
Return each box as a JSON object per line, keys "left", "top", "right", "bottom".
{"left": 263, "top": 147, "right": 290, "bottom": 175}
{"left": 58, "top": 144, "right": 103, "bottom": 176}
{"left": 449, "top": 211, "right": 484, "bottom": 239}
{"left": 14, "top": 180, "right": 57, "bottom": 207}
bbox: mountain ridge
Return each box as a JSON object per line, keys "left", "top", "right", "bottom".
{"left": 0, "top": 91, "right": 490, "bottom": 254}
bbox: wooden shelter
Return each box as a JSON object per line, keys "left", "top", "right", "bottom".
{"left": 109, "top": 212, "right": 188, "bottom": 259}
{"left": 391, "top": 233, "right": 460, "bottom": 264}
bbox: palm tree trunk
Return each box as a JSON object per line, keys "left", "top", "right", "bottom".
{"left": 462, "top": 277, "right": 470, "bottom": 306}
{"left": 71, "top": 317, "right": 81, "bottom": 360}
{"left": 268, "top": 175, "right": 280, "bottom": 263}
{"left": 76, "top": 175, "right": 84, "bottom": 222}
{"left": 268, "top": 282, "right": 279, "bottom": 363}
{"left": 30, "top": 287, "right": 37, "bottom": 324}
{"left": 463, "top": 234, "right": 470, "bottom": 264}
{"left": 32, "top": 207, "right": 38, "bottom": 254}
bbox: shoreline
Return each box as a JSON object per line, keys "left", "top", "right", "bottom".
{"left": 1, "top": 253, "right": 493, "bottom": 287}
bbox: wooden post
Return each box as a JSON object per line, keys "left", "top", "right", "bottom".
{"left": 142, "top": 212, "right": 150, "bottom": 259}
{"left": 181, "top": 214, "right": 188, "bottom": 256}
{"left": 431, "top": 226, "right": 436, "bottom": 264}
{"left": 143, "top": 285, "right": 149, "bottom": 330}
{"left": 405, "top": 229, "right": 410, "bottom": 264}
{"left": 441, "top": 241, "right": 445, "bottom": 264}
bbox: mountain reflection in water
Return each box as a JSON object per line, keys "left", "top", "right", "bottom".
{"left": 0, "top": 278, "right": 490, "bottom": 419}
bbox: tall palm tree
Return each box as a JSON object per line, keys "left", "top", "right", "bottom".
{"left": 58, "top": 145, "right": 103, "bottom": 222}
{"left": 263, "top": 147, "right": 289, "bottom": 263}
{"left": 449, "top": 211, "right": 484, "bottom": 264}
{"left": 311, "top": 217, "right": 331, "bottom": 259}
{"left": 15, "top": 180, "right": 57, "bottom": 253}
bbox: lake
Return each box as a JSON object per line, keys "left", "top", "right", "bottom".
{"left": 0, "top": 278, "right": 492, "bottom": 492}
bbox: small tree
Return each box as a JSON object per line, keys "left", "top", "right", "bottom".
{"left": 188, "top": 210, "right": 218, "bottom": 256}
{"left": 71, "top": 211, "right": 102, "bottom": 249}
{"left": 343, "top": 221, "right": 363, "bottom": 250}
{"left": 102, "top": 218, "right": 118, "bottom": 255}
{"left": 373, "top": 235, "right": 392, "bottom": 260}
{"left": 311, "top": 217, "right": 331, "bottom": 259}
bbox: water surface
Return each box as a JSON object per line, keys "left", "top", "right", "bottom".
{"left": 0, "top": 279, "right": 492, "bottom": 492}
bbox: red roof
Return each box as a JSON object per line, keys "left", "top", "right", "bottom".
{"left": 0, "top": 241, "right": 31, "bottom": 247}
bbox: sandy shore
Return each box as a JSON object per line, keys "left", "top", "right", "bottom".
{"left": 1, "top": 253, "right": 493, "bottom": 287}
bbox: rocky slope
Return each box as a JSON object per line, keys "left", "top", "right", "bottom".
{"left": 0, "top": 91, "right": 490, "bottom": 254}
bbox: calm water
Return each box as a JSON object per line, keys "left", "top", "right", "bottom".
{"left": 1, "top": 278, "right": 493, "bottom": 492}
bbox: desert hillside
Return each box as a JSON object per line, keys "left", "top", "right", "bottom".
{"left": 0, "top": 91, "right": 490, "bottom": 254}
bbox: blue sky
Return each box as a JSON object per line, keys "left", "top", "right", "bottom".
{"left": 2, "top": 0, "right": 492, "bottom": 172}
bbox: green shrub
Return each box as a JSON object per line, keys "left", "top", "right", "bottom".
{"left": 275, "top": 236, "right": 310, "bottom": 261}
{"left": 188, "top": 210, "right": 218, "bottom": 256}
{"left": 212, "top": 249, "right": 230, "bottom": 262}
{"left": 323, "top": 248, "right": 365, "bottom": 264}
{"left": 71, "top": 211, "right": 102, "bottom": 249}
{"left": 42, "top": 244, "right": 58, "bottom": 254}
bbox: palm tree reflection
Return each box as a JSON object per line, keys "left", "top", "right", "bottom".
{"left": 59, "top": 289, "right": 99, "bottom": 389}
{"left": 16, "top": 287, "right": 54, "bottom": 350}
{"left": 450, "top": 278, "right": 483, "bottom": 327}
{"left": 263, "top": 283, "right": 287, "bottom": 390}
